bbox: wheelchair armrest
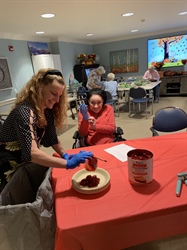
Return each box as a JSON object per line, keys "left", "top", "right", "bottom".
{"left": 72, "top": 131, "right": 87, "bottom": 148}
{"left": 113, "top": 127, "right": 126, "bottom": 142}
{"left": 150, "top": 127, "right": 159, "bottom": 137}
{"left": 115, "top": 126, "right": 124, "bottom": 135}
{"left": 72, "top": 130, "right": 80, "bottom": 139}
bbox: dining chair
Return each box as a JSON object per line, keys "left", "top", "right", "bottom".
{"left": 128, "top": 86, "right": 153, "bottom": 119}
{"left": 150, "top": 106, "right": 187, "bottom": 136}
{"left": 0, "top": 167, "right": 56, "bottom": 249}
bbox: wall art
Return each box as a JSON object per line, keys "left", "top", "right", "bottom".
{"left": 28, "top": 42, "right": 51, "bottom": 55}
{"left": 110, "top": 49, "right": 138, "bottom": 73}
{"left": 0, "top": 58, "right": 13, "bottom": 90}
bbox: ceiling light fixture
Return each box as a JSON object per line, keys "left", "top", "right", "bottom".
{"left": 41, "top": 13, "right": 55, "bottom": 18}
{"left": 131, "top": 29, "right": 138, "bottom": 33}
{"left": 86, "top": 33, "right": 94, "bottom": 37}
{"left": 178, "top": 11, "right": 187, "bottom": 15}
{"left": 35, "top": 31, "right": 45, "bottom": 34}
{"left": 122, "top": 12, "right": 134, "bottom": 17}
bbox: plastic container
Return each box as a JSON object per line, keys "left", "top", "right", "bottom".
{"left": 127, "top": 149, "right": 153, "bottom": 185}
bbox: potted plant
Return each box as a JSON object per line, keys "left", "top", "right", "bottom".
{"left": 77, "top": 53, "right": 87, "bottom": 64}
{"left": 88, "top": 53, "right": 96, "bottom": 64}
{"left": 153, "top": 61, "right": 164, "bottom": 71}
{"left": 181, "top": 59, "right": 187, "bottom": 73}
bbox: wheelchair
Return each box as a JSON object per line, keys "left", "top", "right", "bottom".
{"left": 72, "top": 126, "right": 126, "bottom": 149}
{"left": 76, "top": 86, "right": 88, "bottom": 107}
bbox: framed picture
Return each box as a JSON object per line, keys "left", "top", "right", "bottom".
{"left": 28, "top": 42, "right": 51, "bottom": 55}
{"left": 110, "top": 49, "right": 139, "bottom": 73}
{"left": 0, "top": 58, "right": 13, "bottom": 90}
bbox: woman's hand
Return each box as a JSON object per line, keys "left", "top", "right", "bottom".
{"left": 88, "top": 116, "right": 96, "bottom": 130}
{"left": 66, "top": 151, "right": 93, "bottom": 169}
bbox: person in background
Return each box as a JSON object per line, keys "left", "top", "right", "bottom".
{"left": 86, "top": 66, "right": 106, "bottom": 90}
{"left": 143, "top": 65, "right": 160, "bottom": 102}
{"left": 78, "top": 88, "right": 116, "bottom": 146}
{"left": 0, "top": 68, "right": 93, "bottom": 193}
{"left": 102, "top": 73, "right": 118, "bottom": 100}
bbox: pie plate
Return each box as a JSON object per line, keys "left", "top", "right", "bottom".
{"left": 72, "top": 168, "right": 110, "bottom": 194}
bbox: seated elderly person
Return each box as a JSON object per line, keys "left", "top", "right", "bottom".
{"left": 102, "top": 73, "right": 118, "bottom": 100}
{"left": 86, "top": 66, "right": 106, "bottom": 90}
{"left": 143, "top": 65, "right": 160, "bottom": 102}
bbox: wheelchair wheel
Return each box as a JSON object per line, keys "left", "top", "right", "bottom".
{"left": 70, "top": 101, "right": 76, "bottom": 108}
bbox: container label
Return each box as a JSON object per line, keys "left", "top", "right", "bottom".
{"left": 127, "top": 149, "right": 153, "bottom": 185}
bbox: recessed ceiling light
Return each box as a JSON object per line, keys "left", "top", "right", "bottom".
{"left": 86, "top": 33, "right": 94, "bottom": 37}
{"left": 122, "top": 12, "right": 134, "bottom": 17}
{"left": 35, "top": 31, "right": 45, "bottom": 34}
{"left": 178, "top": 11, "right": 187, "bottom": 15}
{"left": 131, "top": 29, "right": 138, "bottom": 33}
{"left": 41, "top": 13, "right": 55, "bottom": 18}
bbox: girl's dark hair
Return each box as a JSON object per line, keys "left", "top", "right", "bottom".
{"left": 86, "top": 88, "right": 107, "bottom": 106}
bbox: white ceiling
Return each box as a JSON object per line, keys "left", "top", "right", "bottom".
{"left": 0, "top": 0, "right": 187, "bottom": 44}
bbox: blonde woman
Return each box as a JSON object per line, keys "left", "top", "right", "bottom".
{"left": 0, "top": 68, "right": 92, "bottom": 195}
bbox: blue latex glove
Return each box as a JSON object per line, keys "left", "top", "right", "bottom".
{"left": 62, "top": 153, "right": 76, "bottom": 160}
{"left": 80, "top": 104, "right": 89, "bottom": 120}
{"left": 66, "top": 151, "right": 93, "bottom": 169}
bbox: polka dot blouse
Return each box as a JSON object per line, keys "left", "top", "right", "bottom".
{"left": 0, "top": 102, "right": 58, "bottom": 162}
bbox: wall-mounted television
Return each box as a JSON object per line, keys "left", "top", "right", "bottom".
{"left": 148, "top": 34, "right": 187, "bottom": 68}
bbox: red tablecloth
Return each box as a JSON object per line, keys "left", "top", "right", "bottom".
{"left": 52, "top": 132, "right": 187, "bottom": 250}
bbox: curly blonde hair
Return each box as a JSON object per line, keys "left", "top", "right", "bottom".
{"left": 13, "top": 68, "right": 68, "bottom": 129}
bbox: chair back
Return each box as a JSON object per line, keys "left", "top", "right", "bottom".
{"left": 152, "top": 106, "right": 187, "bottom": 132}
{"left": 77, "top": 86, "right": 87, "bottom": 98}
{"left": 129, "top": 87, "right": 153, "bottom": 119}
{"left": 129, "top": 87, "right": 147, "bottom": 99}
{"left": 105, "top": 91, "right": 113, "bottom": 101}
{"left": 105, "top": 91, "right": 117, "bottom": 107}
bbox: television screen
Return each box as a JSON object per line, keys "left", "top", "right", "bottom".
{"left": 85, "top": 68, "right": 95, "bottom": 78}
{"left": 148, "top": 35, "right": 187, "bottom": 68}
